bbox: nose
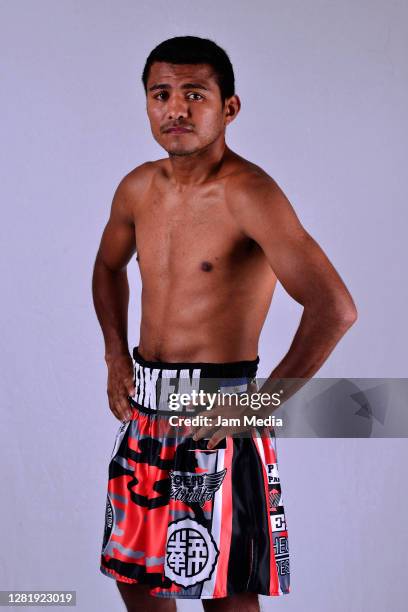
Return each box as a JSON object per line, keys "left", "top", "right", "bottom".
{"left": 166, "top": 93, "right": 189, "bottom": 121}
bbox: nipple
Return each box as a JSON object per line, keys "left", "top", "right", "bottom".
{"left": 201, "top": 261, "right": 213, "bottom": 272}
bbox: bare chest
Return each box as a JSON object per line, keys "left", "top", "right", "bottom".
{"left": 134, "top": 189, "right": 248, "bottom": 277}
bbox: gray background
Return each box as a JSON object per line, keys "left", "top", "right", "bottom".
{"left": 1, "top": 0, "right": 407, "bottom": 610}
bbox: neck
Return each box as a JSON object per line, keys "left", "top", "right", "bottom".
{"left": 168, "top": 133, "right": 228, "bottom": 186}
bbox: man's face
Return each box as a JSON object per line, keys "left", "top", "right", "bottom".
{"left": 145, "top": 62, "right": 238, "bottom": 156}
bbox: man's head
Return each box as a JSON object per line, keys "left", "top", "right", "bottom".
{"left": 142, "top": 36, "right": 240, "bottom": 157}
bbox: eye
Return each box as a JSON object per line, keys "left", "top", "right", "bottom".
{"left": 154, "top": 91, "right": 169, "bottom": 101}
{"left": 187, "top": 91, "right": 204, "bottom": 100}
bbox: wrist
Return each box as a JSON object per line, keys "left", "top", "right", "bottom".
{"left": 104, "top": 347, "right": 131, "bottom": 364}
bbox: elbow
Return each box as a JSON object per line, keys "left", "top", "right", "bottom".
{"left": 343, "top": 306, "right": 358, "bottom": 329}
{"left": 307, "top": 293, "right": 358, "bottom": 331}
{"left": 335, "top": 299, "right": 358, "bottom": 331}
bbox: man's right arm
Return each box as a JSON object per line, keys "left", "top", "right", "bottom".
{"left": 92, "top": 174, "right": 137, "bottom": 421}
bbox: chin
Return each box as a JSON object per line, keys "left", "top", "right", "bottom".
{"left": 166, "top": 145, "right": 201, "bottom": 157}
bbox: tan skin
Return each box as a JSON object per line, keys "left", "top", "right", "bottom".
{"left": 92, "top": 61, "right": 358, "bottom": 611}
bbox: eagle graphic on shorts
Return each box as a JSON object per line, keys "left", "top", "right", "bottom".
{"left": 169, "top": 468, "right": 227, "bottom": 507}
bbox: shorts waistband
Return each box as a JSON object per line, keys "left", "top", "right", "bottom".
{"left": 132, "top": 346, "right": 259, "bottom": 378}
{"left": 130, "top": 346, "right": 259, "bottom": 414}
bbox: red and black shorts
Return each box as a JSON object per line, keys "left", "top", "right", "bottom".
{"left": 99, "top": 347, "right": 290, "bottom": 599}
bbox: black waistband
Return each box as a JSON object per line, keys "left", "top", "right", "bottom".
{"left": 132, "top": 346, "right": 259, "bottom": 378}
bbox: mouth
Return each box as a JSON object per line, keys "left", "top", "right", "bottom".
{"left": 163, "top": 127, "right": 193, "bottom": 134}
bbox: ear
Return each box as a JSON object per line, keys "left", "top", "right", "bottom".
{"left": 224, "top": 94, "right": 241, "bottom": 126}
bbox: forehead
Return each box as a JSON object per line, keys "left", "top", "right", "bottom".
{"left": 147, "top": 62, "right": 217, "bottom": 88}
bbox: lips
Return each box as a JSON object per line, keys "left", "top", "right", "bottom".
{"left": 164, "top": 126, "right": 193, "bottom": 134}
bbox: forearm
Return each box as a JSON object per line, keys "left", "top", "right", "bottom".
{"left": 256, "top": 304, "right": 357, "bottom": 417}
{"left": 92, "top": 256, "right": 130, "bottom": 363}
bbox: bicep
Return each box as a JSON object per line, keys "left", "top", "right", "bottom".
{"left": 264, "top": 226, "right": 345, "bottom": 309}
{"left": 96, "top": 180, "right": 136, "bottom": 272}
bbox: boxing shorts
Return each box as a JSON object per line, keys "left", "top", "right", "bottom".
{"left": 99, "top": 346, "right": 290, "bottom": 599}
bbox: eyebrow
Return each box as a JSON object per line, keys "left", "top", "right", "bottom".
{"left": 148, "top": 82, "right": 209, "bottom": 92}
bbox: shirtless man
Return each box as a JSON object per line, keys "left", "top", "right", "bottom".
{"left": 92, "top": 36, "right": 357, "bottom": 612}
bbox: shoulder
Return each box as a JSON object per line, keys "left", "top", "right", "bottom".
{"left": 223, "top": 158, "right": 302, "bottom": 238}
{"left": 224, "top": 160, "right": 284, "bottom": 218}
{"left": 114, "top": 161, "right": 158, "bottom": 200}
{"left": 111, "top": 160, "right": 163, "bottom": 219}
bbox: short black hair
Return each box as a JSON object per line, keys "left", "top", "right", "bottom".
{"left": 142, "top": 36, "right": 235, "bottom": 102}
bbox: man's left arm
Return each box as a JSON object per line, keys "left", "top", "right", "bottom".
{"left": 226, "top": 171, "right": 358, "bottom": 414}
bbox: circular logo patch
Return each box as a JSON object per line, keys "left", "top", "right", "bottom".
{"left": 164, "top": 518, "right": 219, "bottom": 587}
